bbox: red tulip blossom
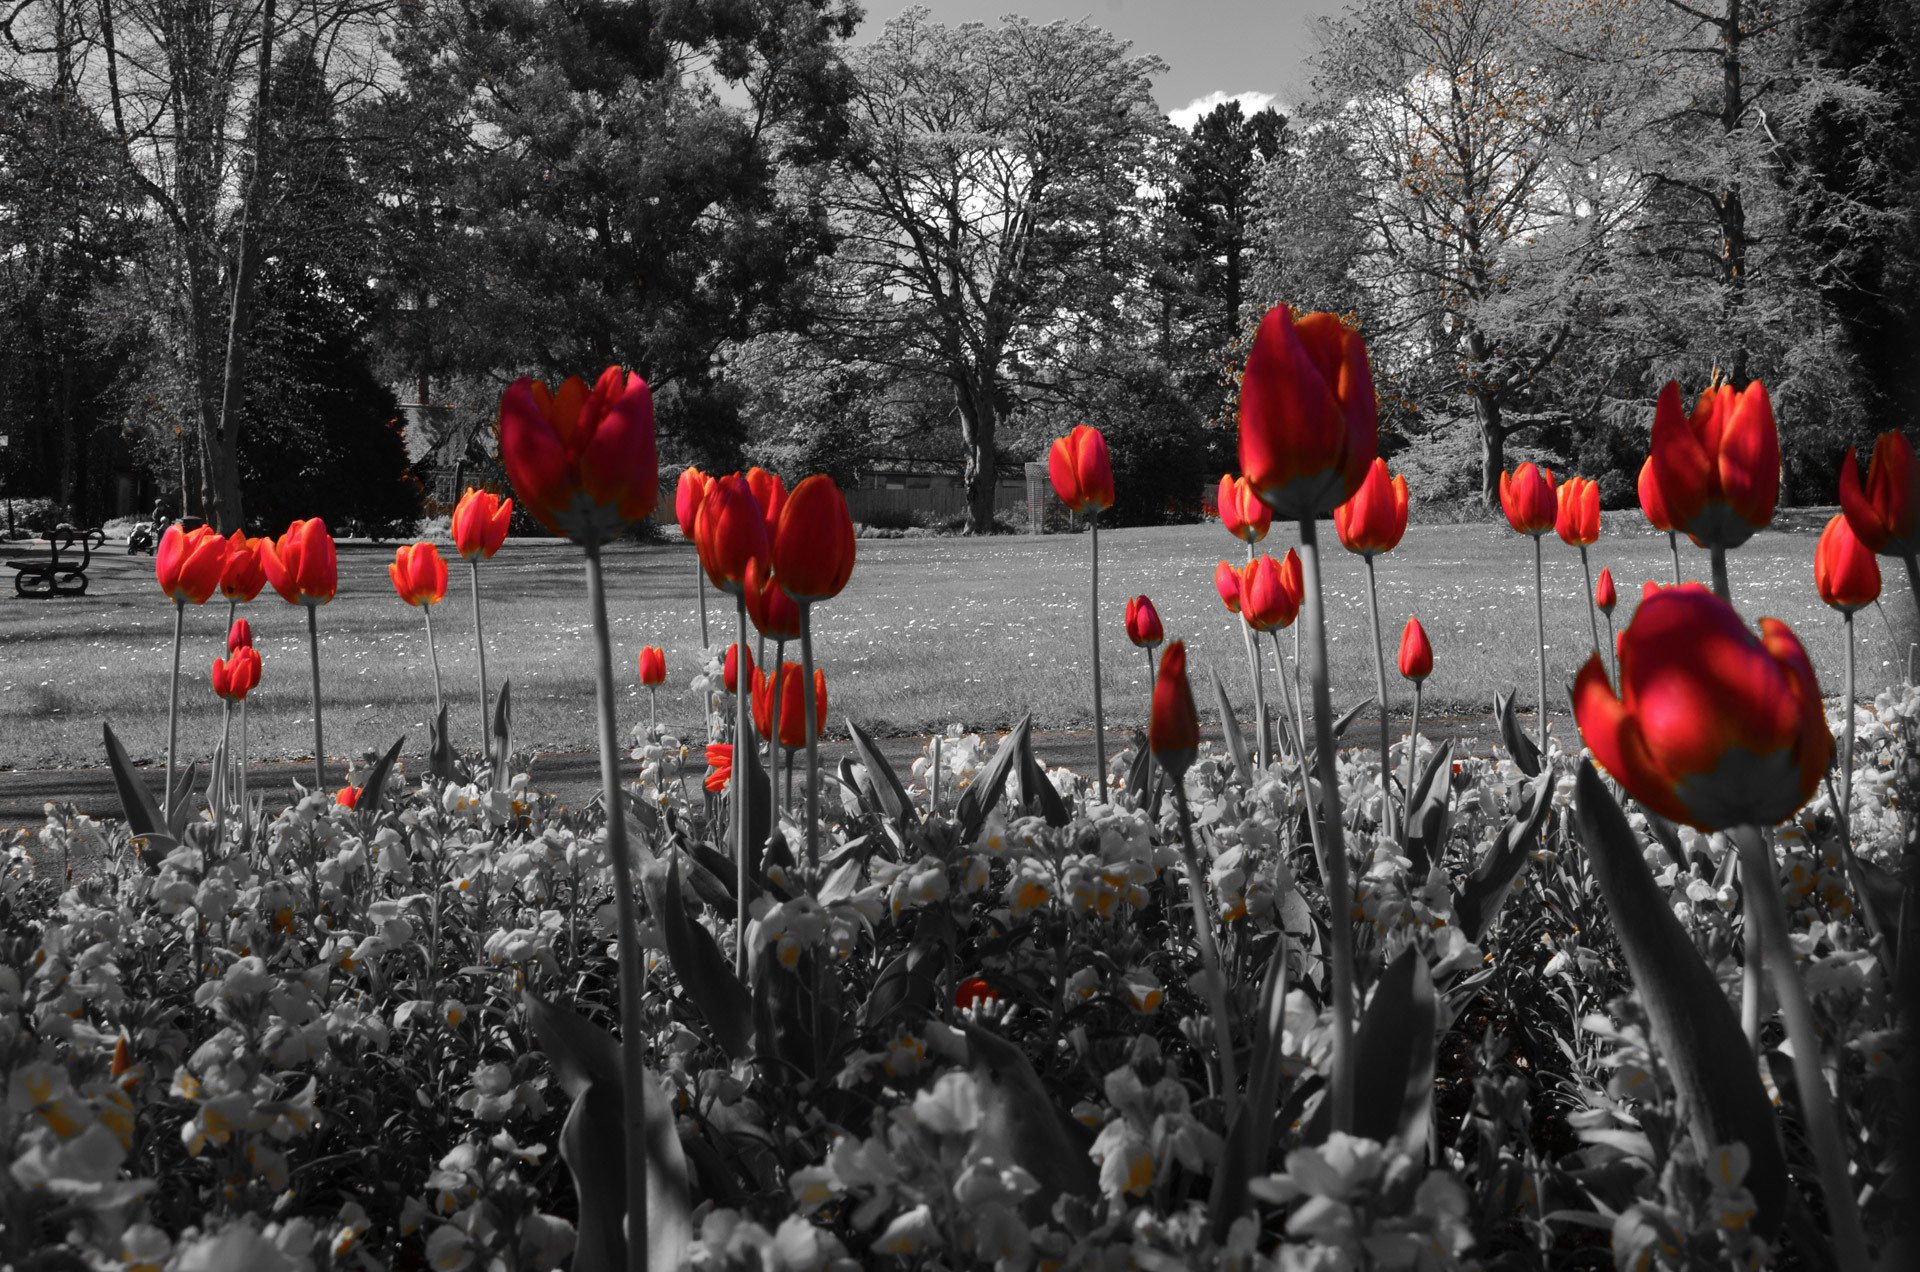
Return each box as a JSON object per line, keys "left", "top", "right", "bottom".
{"left": 1048, "top": 425, "right": 1115, "bottom": 514}
{"left": 335, "top": 785, "right": 360, "bottom": 809}
{"left": 1214, "top": 560, "right": 1243, "bottom": 615}
{"left": 451, "top": 488, "right": 513, "bottom": 562}
{"left": 1838, "top": 430, "right": 1920, "bottom": 557}
{"left": 1124, "top": 595, "right": 1164, "bottom": 649}
{"left": 228, "top": 618, "right": 253, "bottom": 652}
{"left": 1815, "top": 514, "right": 1881, "bottom": 614}
{"left": 212, "top": 646, "right": 262, "bottom": 703}
{"left": 638, "top": 646, "right": 667, "bottom": 687}
{"left": 1217, "top": 474, "right": 1272, "bottom": 544}
{"left": 1149, "top": 640, "right": 1200, "bottom": 778}
{"left": 723, "top": 642, "right": 753, "bottom": 695}
{"left": 746, "top": 467, "right": 788, "bottom": 539}
{"left": 219, "top": 531, "right": 267, "bottom": 603}
{"left": 260, "top": 519, "right": 337, "bottom": 607}
{"left": 1649, "top": 379, "right": 1780, "bottom": 549}
{"left": 1333, "top": 458, "right": 1409, "bottom": 557}
{"left": 1572, "top": 583, "right": 1830, "bottom": 830}
{"left": 675, "top": 467, "right": 714, "bottom": 540}
{"left": 1398, "top": 617, "right": 1432, "bottom": 682}
{"left": 955, "top": 977, "right": 1000, "bottom": 1010}
{"left": 1637, "top": 457, "right": 1675, "bottom": 534}
{"left": 695, "top": 474, "right": 771, "bottom": 596}
{"left": 1241, "top": 553, "right": 1301, "bottom": 633}
{"left": 1555, "top": 476, "right": 1601, "bottom": 547}
{"left": 1237, "top": 305, "right": 1378, "bottom": 521}
{"left": 1498, "top": 463, "right": 1557, "bottom": 537}
{"left": 1594, "top": 567, "right": 1617, "bottom": 615}
{"left": 752, "top": 663, "right": 827, "bottom": 750}
{"left": 156, "top": 524, "right": 230, "bottom": 605}
{"left": 704, "top": 743, "right": 733, "bottom": 793}
{"left": 746, "top": 559, "right": 802, "bottom": 641}
{"left": 773, "top": 475, "right": 857, "bottom": 603}
{"left": 389, "top": 542, "right": 448, "bottom": 607}
{"left": 499, "top": 366, "right": 658, "bottom": 542}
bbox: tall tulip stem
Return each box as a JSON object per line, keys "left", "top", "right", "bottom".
{"left": 1710, "top": 545, "right": 1731, "bottom": 602}
{"left": 1532, "top": 535, "right": 1549, "bottom": 758}
{"left": 1603, "top": 611, "right": 1618, "bottom": 684}
{"left": 305, "top": 605, "right": 325, "bottom": 793}
{"left": 1089, "top": 520, "right": 1108, "bottom": 803}
{"left": 1730, "top": 825, "right": 1872, "bottom": 1270}
{"left": 1240, "top": 542, "right": 1269, "bottom": 775}
{"left": 1296, "top": 517, "right": 1355, "bottom": 1133}
{"left": 1667, "top": 531, "right": 1681, "bottom": 585}
{"left": 423, "top": 605, "right": 443, "bottom": 721}
{"left": 468, "top": 561, "right": 491, "bottom": 751}
{"left": 800, "top": 606, "right": 822, "bottom": 867}
{"left": 238, "top": 699, "right": 248, "bottom": 838}
{"left": 649, "top": 687, "right": 657, "bottom": 738}
{"left": 697, "top": 559, "right": 711, "bottom": 648}
{"left": 215, "top": 699, "right": 233, "bottom": 844}
{"left": 1173, "top": 784, "right": 1239, "bottom": 1123}
{"left": 768, "top": 639, "right": 786, "bottom": 825}
{"left": 1905, "top": 553, "right": 1920, "bottom": 628}
{"left": 165, "top": 599, "right": 184, "bottom": 820}
{"left": 1578, "top": 546, "right": 1602, "bottom": 658}
{"left": 736, "top": 598, "right": 753, "bottom": 970}
{"left": 1839, "top": 614, "right": 1857, "bottom": 885}
{"left": 1362, "top": 554, "right": 1393, "bottom": 834}
{"left": 581, "top": 537, "right": 651, "bottom": 1272}
{"left": 1266, "top": 632, "right": 1305, "bottom": 771}
{"left": 1402, "top": 682, "right": 1422, "bottom": 849}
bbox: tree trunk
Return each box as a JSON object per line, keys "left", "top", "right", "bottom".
{"left": 1717, "top": 0, "right": 1750, "bottom": 385}
{"left": 1475, "top": 388, "right": 1507, "bottom": 508}
{"left": 955, "top": 377, "right": 999, "bottom": 535}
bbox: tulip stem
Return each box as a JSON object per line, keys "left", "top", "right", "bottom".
{"left": 649, "top": 687, "right": 657, "bottom": 738}
{"left": 1603, "top": 611, "right": 1618, "bottom": 685}
{"left": 423, "top": 605, "right": 444, "bottom": 722}
{"left": 306, "top": 604, "right": 325, "bottom": 794}
{"left": 1363, "top": 554, "right": 1393, "bottom": 836}
{"left": 1403, "top": 685, "right": 1423, "bottom": 853}
{"left": 1905, "top": 553, "right": 1920, "bottom": 629}
{"left": 1532, "top": 534, "right": 1549, "bottom": 759}
{"left": 1710, "top": 545, "right": 1731, "bottom": 602}
{"left": 800, "top": 606, "right": 823, "bottom": 867}
{"left": 239, "top": 698, "right": 248, "bottom": 845}
{"left": 165, "top": 599, "right": 184, "bottom": 822}
{"left": 1266, "top": 631, "right": 1305, "bottom": 772}
{"left": 1173, "top": 783, "right": 1240, "bottom": 1125}
{"left": 581, "top": 536, "right": 651, "bottom": 1272}
{"left": 769, "top": 638, "right": 786, "bottom": 825}
{"left": 1730, "top": 825, "right": 1872, "bottom": 1271}
{"left": 1296, "top": 517, "right": 1355, "bottom": 1134}
{"left": 737, "top": 597, "right": 753, "bottom": 970}
{"left": 469, "top": 561, "right": 491, "bottom": 752}
{"left": 697, "top": 558, "right": 710, "bottom": 648}
{"left": 1667, "top": 531, "right": 1681, "bottom": 586}
{"left": 1240, "top": 542, "right": 1269, "bottom": 777}
{"left": 1578, "top": 546, "right": 1603, "bottom": 659}
{"left": 1731, "top": 828, "right": 1762, "bottom": 1051}
{"left": 215, "top": 698, "right": 233, "bottom": 844}
{"left": 1089, "top": 520, "right": 1108, "bottom": 803}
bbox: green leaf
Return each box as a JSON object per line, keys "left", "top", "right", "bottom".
{"left": 1123, "top": 728, "right": 1153, "bottom": 803}
{"left": 1331, "top": 696, "right": 1371, "bottom": 741}
{"left": 428, "top": 704, "right": 461, "bottom": 784}
{"left": 1210, "top": 936, "right": 1290, "bottom": 1237}
{"left": 1494, "top": 689, "right": 1542, "bottom": 777}
{"left": 656, "top": 861, "right": 754, "bottom": 1062}
{"left": 358, "top": 735, "right": 408, "bottom": 822}
{"left": 165, "top": 761, "right": 200, "bottom": 840}
{"left": 103, "top": 723, "right": 165, "bottom": 839}
{"left": 848, "top": 719, "right": 918, "bottom": 828}
{"left": 1454, "top": 769, "right": 1557, "bottom": 942}
{"left": 1570, "top": 762, "right": 1788, "bottom": 1236}
{"left": 490, "top": 679, "right": 512, "bottom": 789}
{"left": 955, "top": 715, "right": 1029, "bottom": 841}
{"left": 1018, "top": 729, "right": 1071, "bottom": 827}
{"left": 961, "top": 1021, "right": 1097, "bottom": 1219}
{"left": 1307, "top": 944, "right": 1436, "bottom": 1154}
{"left": 1404, "top": 740, "right": 1455, "bottom": 875}
{"left": 1210, "top": 668, "right": 1253, "bottom": 787}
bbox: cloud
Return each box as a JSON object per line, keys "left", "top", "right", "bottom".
{"left": 1168, "top": 90, "right": 1284, "bottom": 131}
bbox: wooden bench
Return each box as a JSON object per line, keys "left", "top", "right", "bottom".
{"left": 8, "top": 524, "right": 107, "bottom": 597}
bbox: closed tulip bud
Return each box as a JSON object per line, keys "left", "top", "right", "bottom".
{"left": 638, "top": 646, "right": 667, "bottom": 687}
{"left": 1398, "top": 617, "right": 1432, "bottom": 682}
{"left": 1573, "top": 583, "right": 1830, "bottom": 830}
{"left": 675, "top": 466, "right": 713, "bottom": 540}
{"left": 1217, "top": 474, "right": 1271, "bottom": 544}
{"left": 388, "top": 542, "right": 448, "bottom": 607}
{"left": 1498, "top": 463, "right": 1556, "bottom": 537}
{"left": 753, "top": 663, "right": 827, "bottom": 750}
{"left": 1815, "top": 513, "right": 1880, "bottom": 614}
{"left": 1241, "top": 553, "right": 1301, "bottom": 632}
{"left": 1214, "top": 559, "right": 1243, "bottom": 614}
{"left": 1555, "top": 476, "right": 1601, "bottom": 546}
{"left": 262, "top": 518, "right": 337, "bottom": 607}
{"left": 228, "top": 618, "right": 253, "bottom": 652}
{"left": 773, "top": 475, "right": 857, "bottom": 603}
{"left": 1279, "top": 547, "right": 1304, "bottom": 601}
{"left": 1333, "top": 458, "right": 1409, "bottom": 557}
{"left": 723, "top": 641, "right": 752, "bottom": 695}
{"left": 1048, "top": 425, "right": 1115, "bottom": 514}
{"left": 1238, "top": 305, "right": 1378, "bottom": 520}
{"left": 695, "top": 474, "right": 770, "bottom": 596}
{"left": 219, "top": 531, "right": 267, "bottom": 602}
{"left": 745, "top": 559, "right": 802, "bottom": 640}
{"left": 156, "top": 524, "right": 230, "bottom": 605}
{"left": 212, "top": 646, "right": 262, "bottom": 703}
{"left": 1637, "top": 457, "right": 1674, "bottom": 534}
{"left": 955, "top": 976, "right": 999, "bottom": 1010}
{"left": 335, "top": 785, "right": 359, "bottom": 809}
{"left": 451, "top": 488, "right": 513, "bottom": 562}
{"left": 1594, "top": 567, "right": 1617, "bottom": 615}
{"left": 498, "top": 366, "right": 658, "bottom": 542}
{"left": 1125, "top": 595, "right": 1164, "bottom": 649}
{"left": 746, "top": 467, "right": 789, "bottom": 538}
{"left": 1837, "top": 430, "right": 1920, "bottom": 556}
{"left": 1649, "top": 379, "right": 1780, "bottom": 548}
{"left": 1149, "top": 640, "right": 1200, "bottom": 779}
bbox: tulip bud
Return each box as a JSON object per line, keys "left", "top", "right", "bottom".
{"left": 1594, "top": 567, "right": 1617, "bottom": 615}
{"left": 156, "top": 524, "right": 230, "bottom": 605}
{"left": 219, "top": 531, "right": 267, "bottom": 602}
{"left": 696, "top": 474, "right": 771, "bottom": 597}
{"left": 1124, "top": 595, "right": 1163, "bottom": 649}
{"left": 1048, "top": 425, "right": 1115, "bottom": 515}
{"left": 1333, "top": 457, "right": 1409, "bottom": 557}
{"left": 1214, "top": 560, "right": 1242, "bottom": 615}
{"left": 1498, "top": 464, "right": 1556, "bottom": 537}
{"left": 1398, "top": 617, "right": 1432, "bottom": 682}
{"left": 675, "top": 467, "right": 713, "bottom": 541}
{"left": 1555, "top": 476, "right": 1600, "bottom": 547}
{"left": 638, "top": 646, "right": 667, "bottom": 687}
{"left": 753, "top": 662, "right": 827, "bottom": 749}
{"left": 228, "top": 618, "right": 253, "bottom": 652}
{"left": 773, "top": 475, "right": 857, "bottom": 603}
{"left": 723, "top": 642, "right": 752, "bottom": 695}
{"left": 1637, "top": 457, "right": 1674, "bottom": 534}
{"left": 498, "top": 366, "right": 658, "bottom": 543}
{"left": 1814, "top": 514, "right": 1880, "bottom": 614}
{"left": 1217, "top": 474, "right": 1271, "bottom": 544}
{"left": 389, "top": 542, "right": 449, "bottom": 607}
{"left": 262, "top": 518, "right": 338, "bottom": 607}
{"left": 1149, "top": 641, "right": 1200, "bottom": 779}
{"left": 335, "top": 785, "right": 360, "bottom": 809}
{"left": 1837, "top": 430, "right": 1920, "bottom": 557}
{"left": 745, "top": 559, "right": 802, "bottom": 640}
{"left": 451, "top": 488, "right": 513, "bottom": 562}
{"left": 1241, "top": 554, "right": 1301, "bottom": 632}
{"left": 1648, "top": 379, "right": 1779, "bottom": 549}
{"left": 1237, "top": 305, "right": 1378, "bottom": 520}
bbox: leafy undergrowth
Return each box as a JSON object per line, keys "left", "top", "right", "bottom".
{"left": 2, "top": 687, "right": 1912, "bottom": 1270}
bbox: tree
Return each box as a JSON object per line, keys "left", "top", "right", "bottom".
{"left": 815, "top": 8, "right": 1169, "bottom": 534}
{"left": 1170, "top": 100, "right": 1287, "bottom": 347}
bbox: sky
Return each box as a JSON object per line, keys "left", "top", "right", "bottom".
{"left": 854, "top": 1, "right": 1347, "bottom": 125}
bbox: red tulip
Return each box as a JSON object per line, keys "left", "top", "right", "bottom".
{"left": 1125, "top": 595, "right": 1164, "bottom": 649}
{"left": 228, "top": 618, "right": 253, "bottom": 652}
{"left": 1214, "top": 559, "right": 1243, "bottom": 615}
{"left": 1637, "top": 457, "right": 1675, "bottom": 534}
{"left": 1279, "top": 547, "right": 1304, "bottom": 601}
{"left": 1594, "top": 567, "right": 1617, "bottom": 615}
{"left": 723, "top": 642, "right": 753, "bottom": 695}
{"left": 1555, "top": 476, "right": 1600, "bottom": 547}
{"left": 638, "top": 646, "right": 667, "bottom": 687}
{"left": 498, "top": 366, "right": 658, "bottom": 542}
{"left": 1149, "top": 640, "right": 1200, "bottom": 778}
{"left": 1241, "top": 553, "right": 1301, "bottom": 633}
{"left": 1397, "top": 617, "right": 1432, "bottom": 682}
{"left": 695, "top": 474, "right": 771, "bottom": 596}
{"left": 746, "top": 467, "right": 789, "bottom": 539}
{"left": 773, "top": 475, "right": 857, "bottom": 603}
{"left": 704, "top": 742, "right": 733, "bottom": 794}
{"left": 1837, "top": 430, "right": 1920, "bottom": 556}
{"left": 335, "top": 785, "right": 360, "bottom": 809}
{"left": 451, "top": 488, "right": 513, "bottom": 562}
{"left": 212, "top": 646, "right": 262, "bottom": 703}
{"left": 219, "top": 531, "right": 267, "bottom": 602}
{"left": 1498, "top": 463, "right": 1556, "bottom": 537}
{"left": 675, "top": 467, "right": 714, "bottom": 540}
{"left": 1048, "top": 425, "right": 1115, "bottom": 514}
{"left": 1333, "top": 458, "right": 1409, "bottom": 557}
{"left": 388, "top": 542, "right": 448, "bottom": 607}
{"left": 156, "top": 524, "right": 230, "bottom": 605}
{"left": 1217, "top": 474, "right": 1272, "bottom": 544}
{"left": 1573, "top": 583, "right": 1831, "bottom": 830}
{"left": 752, "top": 662, "right": 827, "bottom": 750}
{"left": 955, "top": 977, "right": 1000, "bottom": 1010}
{"left": 1237, "top": 304, "right": 1378, "bottom": 520}
{"left": 1815, "top": 513, "right": 1881, "bottom": 614}
{"left": 745, "top": 559, "right": 802, "bottom": 641}
{"left": 1648, "top": 379, "right": 1779, "bottom": 549}
{"left": 261, "top": 519, "right": 337, "bottom": 607}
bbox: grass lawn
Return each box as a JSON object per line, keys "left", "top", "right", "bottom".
{"left": 1, "top": 513, "right": 1912, "bottom": 771}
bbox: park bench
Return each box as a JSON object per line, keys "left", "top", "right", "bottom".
{"left": 8, "top": 524, "right": 107, "bottom": 597}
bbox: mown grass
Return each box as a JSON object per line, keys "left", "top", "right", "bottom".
{"left": 0, "top": 513, "right": 1910, "bottom": 770}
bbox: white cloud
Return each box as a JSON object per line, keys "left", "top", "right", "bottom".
{"left": 1168, "top": 90, "right": 1284, "bottom": 131}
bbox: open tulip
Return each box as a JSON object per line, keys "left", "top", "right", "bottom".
{"left": 1125, "top": 596, "right": 1163, "bottom": 649}
{"left": 704, "top": 743, "right": 733, "bottom": 794}
{"left": 1048, "top": 425, "right": 1115, "bottom": 514}
{"left": 1649, "top": 380, "right": 1779, "bottom": 563}
{"left": 451, "top": 488, "right": 512, "bottom": 562}
{"left": 1333, "top": 458, "right": 1409, "bottom": 557}
{"left": 1396, "top": 615, "right": 1432, "bottom": 845}
{"left": 335, "top": 785, "right": 359, "bottom": 809}
{"left": 1838, "top": 431, "right": 1920, "bottom": 625}
{"left": 262, "top": 518, "right": 337, "bottom": 607}
{"left": 1499, "top": 465, "right": 1557, "bottom": 758}
{"left": 753, "top": 663, "right": 828, "bottom": 751}
{"left": 157, "top": 524, "right": 230, "bottom": 605}
{"left": 219, "top": 532, "right": 266, "bottom": 604}
{"left": 498, "top": 367, "right": 658, "bottom": 542}
{"left": 212, "top": 646, "right": 261, "bottom": 703}
{"left": 389, "top": 542, "right": 448, "bottom": 607}
{"left": 1217, "top": 474, "right": 1271, "bottom": 544}
{"left": 1238, "top": 305, "right": 1377, "bottom": 520}
{"left": 773, "top": 475, "right": 857, "bottom": 604}
{"left": 696, "top": 474, "right": 770, "bottom": 597}
{"left": 1241, "top": 554, "right": 1301, "bottom": 633}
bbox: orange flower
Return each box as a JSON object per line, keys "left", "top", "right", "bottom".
{"left": 212, "top": 646, "right": 262, "bottom": 703}
{"left": 219, "top": 531, "right": 267, "bottom": 602}
{"left": 704, "top": 743, "right": 733, "bottom": 793}
{"left": 1594, "top": 567, "right": 1617, "bottom": 615}
{"left": 745, "top": 467, "right": 788, "bottom": 538}
{"left": 746, "top": 559, "right": 802, "bottom": 640}
{"left": 1573, "top": 583, "right": 1830, "bottom": 830}
{"left": 388, "top": 542, "right": 448, "bottom": 607}
{"left": 1814, "top": 513, "right": 1880, "bottom": 614}
{"left": 451, "top": 488, "right": 512, "bottom": 562}
{"left": 1217, "top": 474, "right": 1271, "bottom": 544}
{"left": 498, "top": 366, "right": 658, "bottom": 542}
{"left": 773, "top": 475, "right": 857, "bottom": 603}
{"left": 1397, "top": 617, "right": 1432, "bottom": 682}
{"left": 156, "top": 524, "right": 230, "bottom": 605}
{"left": 1837, "top": 430, "right": 1920, "bottom": 557}
{"left": 695, "top": 474, "right": 770, "bottom": 597}
{"left": 637, "top": 646, "right": 666, "bottom": 687}
{"left": 261, "top": 519, "right": 337, "bottom": 606}
{"left": 1048, "top": 425, "right": 1115, "bottom": 514}
{"left": 1149, "top": 641, "right": 1200, "bottom": 778}
{"left": 1637, "top": 457, "right": 1674, "bottom": 534}
{"left": 1214, "top": 559, "right": 1242, "bottom": 615}
{"left": 1648, "top": 379, "right": 1779, "bottom": 549}
{"left": 1555, "top": 476, "right": 1600, "bottom": 547}
{"left": 752, "top": 663, "right": 828, "bottom": 750}
{"left": 1333, "top": 457, "right": 1408, "bottom": 557}
{"left": 675, "top": 466, "right": 713, "bottom": 540}
{"left": 1241, "top": 553, "right": 1301, "bottom": 632}
{"left": 1124, "top": 596, "right": 1163, "bottom": 649}
{"left": 1237, "top": 305, "right": 1377, "bottom": 521}
{"left": 1498, "top": 463, "right": 1556, "bottom": 537}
